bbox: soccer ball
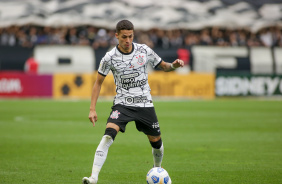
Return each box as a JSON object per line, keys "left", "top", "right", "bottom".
{"left": 146, "top": 167, "right": 172, "bottom": 184}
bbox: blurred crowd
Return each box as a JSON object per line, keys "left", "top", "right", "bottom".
{"left": 0, "top": 25, "right": 282, "bottom": 49}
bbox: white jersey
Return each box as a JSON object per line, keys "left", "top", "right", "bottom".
{"left": 98, "top": 42, "right": 162, "bottom": 107}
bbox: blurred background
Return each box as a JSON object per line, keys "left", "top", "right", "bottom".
{"left": 0, "top": 0, "right": 282, "bottom": 99}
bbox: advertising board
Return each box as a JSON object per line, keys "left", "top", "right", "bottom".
{"left": 216, "top": 74, "right": 282, "bottom": 96}
{"left": 0, "top": 72, "right": 52, "bottom": 97}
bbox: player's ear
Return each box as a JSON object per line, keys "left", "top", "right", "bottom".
{"left": 115, "top": 32, "right": 119, "bottom": 39}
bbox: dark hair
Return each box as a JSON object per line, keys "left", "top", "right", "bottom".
{"left": 116, "top": 20, "right": 134, "bottom": 33}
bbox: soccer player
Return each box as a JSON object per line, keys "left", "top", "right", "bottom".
{"left": 82, "top": 20, "right": 184, "bottom": 184}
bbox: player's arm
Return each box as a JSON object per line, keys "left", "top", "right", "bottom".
{"left": 89, "top": 73, "right": 106, "bottom": 127}
{"left": 158, "top": 59, "right": 184, "bottom": 72}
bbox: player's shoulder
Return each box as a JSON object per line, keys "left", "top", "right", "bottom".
{"left": 134, "top": 42, "right": 150, "bottom": 49}
{"left": 103, "top": 46, "right": 119, "bottom": 61}
{"left": 134, "top": 43, "right": 152, "bottom": 53}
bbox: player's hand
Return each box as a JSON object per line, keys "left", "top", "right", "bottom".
{"left": 89, "top": 110, "right": 98, "bottom": 127}
{"left": 172, "top": 59, "right": 185, "bottom": 68}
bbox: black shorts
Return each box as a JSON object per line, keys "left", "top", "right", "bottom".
{"left": 107, "top": 104, "right": 161, "bottom": 136}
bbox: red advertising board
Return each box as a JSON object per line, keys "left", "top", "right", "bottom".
{"left": 0, "top": 72, "right": 52, "bottom": 97}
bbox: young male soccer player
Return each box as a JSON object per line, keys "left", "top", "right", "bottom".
{"left": 82, "top": 20, "right": 184, "bottom": 184}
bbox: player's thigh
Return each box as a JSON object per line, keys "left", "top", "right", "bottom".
{"left": 107, "top": 104, "right": 134, "bottom": 133}
{"left": 135, "top": 107, "right": 161, "bottom": 137}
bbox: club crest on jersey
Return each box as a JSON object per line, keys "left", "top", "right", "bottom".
{"left": 110, "top": 110, "right": 120, "bottom": 119}
{"left": 136, "top": 55, "right": 145, "bottom": 65}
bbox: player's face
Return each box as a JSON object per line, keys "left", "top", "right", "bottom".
{"left": 115, "top": 30, "right": 134, "bottom": 53}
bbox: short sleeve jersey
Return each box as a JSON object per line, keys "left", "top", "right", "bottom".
{"left": 98, "top": 43, "right": 162, "bottom": 107}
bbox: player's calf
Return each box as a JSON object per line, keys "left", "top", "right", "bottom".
{"left": 89, "top": 128, "right": 117, "bottom": 182}
{"left": 150, "top": 138, "right": 164, "bottom": 167}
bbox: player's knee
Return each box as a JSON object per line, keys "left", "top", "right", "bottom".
{"left": 150, "top": 138, "right": 162, "bottom": 149}
{"left": 104, "top": 128, "right": 118, "bottom": 141}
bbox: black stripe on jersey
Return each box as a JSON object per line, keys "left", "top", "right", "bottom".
{"left": 98, "top": 71, "right": 107, "bottom": 77}
{"left": 154, "top": 59, "right": 163, "bottom": 69}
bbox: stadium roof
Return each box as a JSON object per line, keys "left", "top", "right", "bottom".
{"left": 0, "top": 0, "right": 281, "bottom": 32}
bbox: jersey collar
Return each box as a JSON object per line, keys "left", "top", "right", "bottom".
{"left": 116, "top": 43, "right": 135, "bottom": 55}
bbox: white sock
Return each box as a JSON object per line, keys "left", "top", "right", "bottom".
{"left": 152, "top": 144, "right": 164, "bottom": 167}
{"left": 91, "top": 135, "right": 113, "bottom": 180}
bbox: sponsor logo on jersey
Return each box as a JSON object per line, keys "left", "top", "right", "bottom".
{"left": 110, "top": 110, "right": 120, "bottom": 119}
{"left": 120, "top": 73, "right": 146, "bottom": 90}
{"left": 120, "top": 73, "right": 139, "bottom": 79}
{"left": 125, "top": 96, "right": 149, "bottom": 104}
{"left": 122, "top": 79, "right": 146, "bottom": 90}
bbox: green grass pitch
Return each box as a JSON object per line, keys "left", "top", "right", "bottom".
{"left": 0, "top": 99, "right": 281, "bottom": 184}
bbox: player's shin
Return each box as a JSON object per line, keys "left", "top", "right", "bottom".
{"left": 91, "top": 135, "right": 113, "bottom": 180}
{"left": 150, "top": 138, "right": 164, "bottom": 167}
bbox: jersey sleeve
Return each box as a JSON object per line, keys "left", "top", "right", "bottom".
{"left": 146, "top": 46, "right": 162, "bottom": 69}
{"left": 98, "top": 54, "right": 111, "bottom": 76}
